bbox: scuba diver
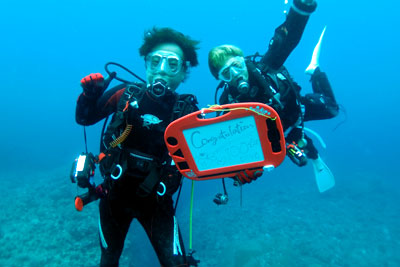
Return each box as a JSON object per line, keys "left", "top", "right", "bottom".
{"left": 75, "top": 27, "right": 200, "bottom": 267}
{"left": 208, "top": 0, "right": 339, "bottom": 195}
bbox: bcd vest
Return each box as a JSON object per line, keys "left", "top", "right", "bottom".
{"left": 100, "top": 83, "right": 198, "bottom": 196}
{"left": 219, "top": 58, "right": 304, "bottom": 133}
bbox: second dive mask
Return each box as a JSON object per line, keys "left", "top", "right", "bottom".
{"left": 218, "top": 56, "right": 249, "bottom": 94}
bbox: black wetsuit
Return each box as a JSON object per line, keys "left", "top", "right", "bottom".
{"left": 219, "top": 3, "right": 338, "bottom": 161}
{"left": 76, "top": 83, "right": 198, "bottom": 266}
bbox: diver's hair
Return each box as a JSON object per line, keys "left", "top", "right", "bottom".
{"left": 208, "top": 44, "right": 244, "bottom": 79}
{"left": 139, "top": 27, "right": 200, "bottom": 68}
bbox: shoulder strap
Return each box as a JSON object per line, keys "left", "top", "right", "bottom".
{"left": 102, "top": 83, "right": 145, "bottom": 150}
{"left": 246, "top": 59, "right": 275, "bottom": 100}
{"left": 246, "top": 59, "right": 284, "bottom": 110}
{"left": 118, "top": 83, "right": 145, "bottom": 111}
{"left": 276, "top": 67, "right": 302, "bottom": 98}
{"left": 245, "top": 53, "right": 270, "bottom": 74}
{"left": 172, "top": 93, "right": 199, "bottom": 120}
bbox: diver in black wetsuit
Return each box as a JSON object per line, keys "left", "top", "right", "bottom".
{"left": 208, "top": 0, "right": 339, "bottom": 187}
{"left": 75, "top": 27, "right": 200, "bottom": 267}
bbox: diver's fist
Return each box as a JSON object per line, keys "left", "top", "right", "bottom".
{"left": 234, "top": 168, "right": 264, "bottom": 184}
{"left": 80, "top": 73, "right": 105, "bottom": 98}
{"left": 293, "top": 0, "right": 317, "bottom": 14}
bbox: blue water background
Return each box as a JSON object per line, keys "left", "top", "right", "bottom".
{"left": 0, "top": 0, "right": 399, "bottom": 266}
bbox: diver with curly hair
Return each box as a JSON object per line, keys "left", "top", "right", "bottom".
{"left": 76, "top": 27, "right": 200, "bottom": 266}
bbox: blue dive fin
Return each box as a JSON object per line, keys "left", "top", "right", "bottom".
{"left": 305, "top": 26, "right": 327, "bottom": 75}
{"left": 312, "top": 155, "right": 335, "bottom": 193}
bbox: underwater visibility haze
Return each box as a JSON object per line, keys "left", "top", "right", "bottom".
{"left": 0, "top": 0, "right": 399, "bottom": 266}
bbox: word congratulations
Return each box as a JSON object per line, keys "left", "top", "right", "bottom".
{"left": 190, "top": 121, "right": 255, "bottom": 149}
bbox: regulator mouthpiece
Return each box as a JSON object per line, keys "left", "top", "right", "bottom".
{"left": 150, "top": 79, "right": 168, "bottom": 98}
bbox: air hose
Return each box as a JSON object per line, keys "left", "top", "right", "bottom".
{"left": 189, "top": 180, "right": 195, "bottom": 250}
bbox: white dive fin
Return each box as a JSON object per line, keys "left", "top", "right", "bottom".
{"left": 305, "top": 26, "right": 327, "bottom": 75}
{"left": 312, "top": 155, "right": 335, "bottom": 193}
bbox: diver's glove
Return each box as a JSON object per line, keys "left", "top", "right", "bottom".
{"left": 80, "top": 73, "right": 105, "bottom": 99}
{"left": 293, "top": 0, "right": 317, "bottom": 14}
{"left": 233, "top": 168, "right": 264, "bottom": 185}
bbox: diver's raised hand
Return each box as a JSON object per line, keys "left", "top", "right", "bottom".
{"left": 293, "top": 0, "right": 317, "bottom": 14}
{"left": 80, "top": 73, "right": 105, "bottom": 99}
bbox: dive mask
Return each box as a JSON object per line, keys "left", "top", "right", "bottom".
{"left": 218, "top": 56, "right": 247, "bottom": 82}
{"left": 145, "top": 50, "right": 184, "bottom": 77}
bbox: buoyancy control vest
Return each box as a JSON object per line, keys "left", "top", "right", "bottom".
{"left": 99, "top": 82, "right": 198, "bottom": 196}
{"left": 219, "top": 56, "right": 304, "bottom": 133}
